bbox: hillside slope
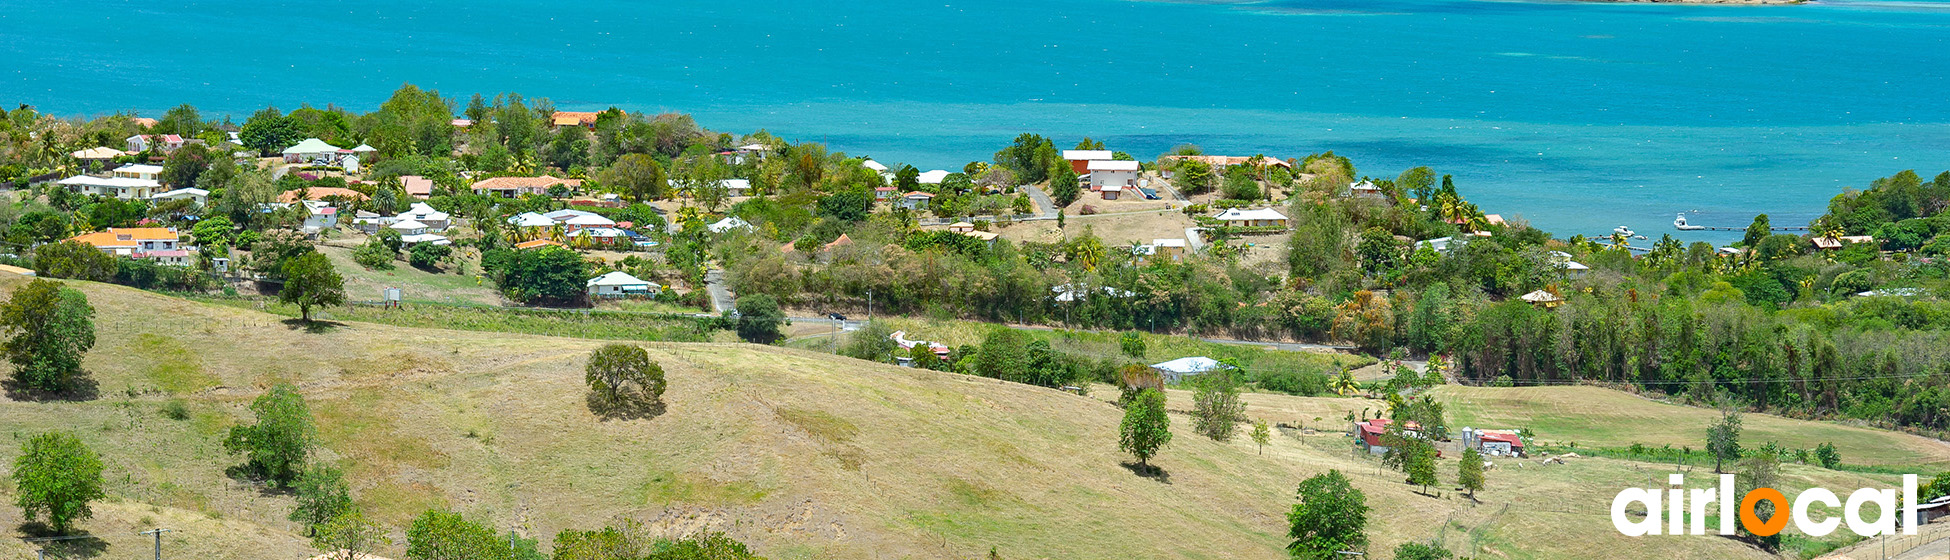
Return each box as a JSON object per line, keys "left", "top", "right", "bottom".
{"left": 2, "top": 276, "right": 1943, "bottom": 559}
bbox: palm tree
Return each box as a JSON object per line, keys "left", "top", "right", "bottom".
{"left": 1332, "top": 368, "right": 1360, "bottom": 396}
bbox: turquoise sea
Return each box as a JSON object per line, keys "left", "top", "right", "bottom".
{"left": 4, "top": 0, "right": 1949, "bottom": 241}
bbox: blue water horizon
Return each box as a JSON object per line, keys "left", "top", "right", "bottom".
{"left": 5, "top": 0, "right": 1948, "bottom": 242}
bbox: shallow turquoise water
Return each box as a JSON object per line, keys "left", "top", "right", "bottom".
{"left": 4, "top": 0, "right": 1947, "bottom": 240}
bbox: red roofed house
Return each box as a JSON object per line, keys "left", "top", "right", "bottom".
{"left": 125, "top": 134, "right": 186, "bottom": 153}
{"left": 279, "top": 187, "right": 369, "bottom": 203}
{"left": 67, "top": 228, "right": 190, "bottom": 265}
{"left": 471, "top": 175, "right": 583, "bottom": 198}
{"left": 874, "top": 185, "right": 898, "bottom": 201}
{"left": 400, "top": 175, "right": 434, "bottom": 197}
{"left": 1462, "top": 428, "right": 1526, "bottom": 457}
{"left": 1351, "top": 418, "right": 1421, "bottom": 455}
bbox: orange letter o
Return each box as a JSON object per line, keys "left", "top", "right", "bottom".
{"left": 1741, "top": 488, "right": 1790, "bottom": 537}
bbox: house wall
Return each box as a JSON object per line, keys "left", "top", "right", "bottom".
{"left": 1089, "top": 170, "right": 1138, "bottom": 189}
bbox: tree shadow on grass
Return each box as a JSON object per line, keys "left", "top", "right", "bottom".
{"left": 586, "top": 392, "right": 666, "bottom": 421}
{"left": 2, "top": 375, "right": 100, "bottom": 402}
{"left": 17, "top": 523, "right": 110, "bottom": 559}
{"left": 1120, "top": 461, "right": 1173, "bottom": 484}
{"left": 280, "top": 318, "right": 346, "bottom": 334}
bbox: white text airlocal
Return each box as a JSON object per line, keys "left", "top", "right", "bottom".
{"left": 1611, "top": 474, "right": 1920, "bottom": 538}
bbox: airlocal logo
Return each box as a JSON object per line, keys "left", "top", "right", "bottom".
{"left": 1612, "top": 474, "right": 1919, "bottom": 538}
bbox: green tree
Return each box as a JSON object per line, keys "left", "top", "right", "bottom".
{"left": 1192, "top": 371, "right": 1245, "bottom": 441}
{"left": 280, "top": 252, "right": 346, "bottom": 322}
{"left": 408, "top": 242, "right": 453, "bottom": 270}
{"left": 12, "top": 432, "right": 105, "bottom": 535}
{"left": 160, "top": 142, "right": 212, "bottom": 188}
{"left": 32, "top": 240, "right": 117, "bottom": 281}
{"left": 838, "top": 320, "right": 899, "bottom": 362}
{"left": 1397, "top": 166, "right": 1437, "bottom": 203}
{"left": 1119, "top": 388, "right": 1172, "bottom": 470}
{"left": 224, "top": 384, "right": 316, "bottom": 486}
{"left": 734, "top": 294, "right": 786, "bottom": 343}
{"left": 406, "top": 509, "right": 515, "bottom": 560}
{"left": 1251, "top": 419, "right": 1271, "bottom": 455}
{"left": 1048, "top": 164, "right": 1081, "bottom": 208}
{"left": 1458, "top": 446, "right": 1485, "bottom": 501}
{"left": 1400, "top": 437, "right": 1439, "bottom": 493}
{"left": 0, "top": 279, "right": 96, "bottom": 392}
{"left": 191, "top": 216, "right": 236, "bottom": 247}
{"left": 993, "top": 133, "right": 1058, "bottom": 184}
{"left": 291, "top": 464, "right": 354, "bottom": 534}
{"left": 313, "top": 511, "right": 391, "bottom": 560}
{"left": 481, "top": 246, "right": 589, "bottom": 305}
{"left": 600, "top": 154, "right": 668, "bottom": 202}
{"left": 585, "top": 344, "right": 667, "bottom": 417}
{"left": 1706, "top": 409, "right": 1742, "bottom": 474}
{"left": 1737, "top": 453, "right": 1783, "bottom": 551}
{"left": 1393, "top": 541, "right": 1454, "bottom": 560}
{"left": 1118, "top": 331, "right": 1146, "bottom": 360}
{"left": 1742, "top": 214, "right": 1771, "bottom": 247}
{"left": 1812, "top": 442, "right": 1841, "bottom": 469}
{"left": 353, "top": 236, "right": 396, "bottom": 270}
{"left": 1173, "top": 159, "right": 1215, "bottom": 195}
{"left": 241, "top": 107, "right": 303, "bottom": 156}
{"left": 1287, "top": 470, "right": 1368, "bottom": 559}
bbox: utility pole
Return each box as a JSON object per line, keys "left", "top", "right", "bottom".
{"left": 141, "top": 528, "right": 170, "bottom": 560}
{"left": 866, "top": 290, "right": 873, "bottom": 322}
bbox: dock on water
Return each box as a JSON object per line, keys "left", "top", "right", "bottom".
{"left": 1672, "top": 213, "right": 1808, "bottom": 232}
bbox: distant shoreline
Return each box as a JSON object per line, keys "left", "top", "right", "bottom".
{"left": 1579, "top": 0, "right": 1803, "bottom": 4}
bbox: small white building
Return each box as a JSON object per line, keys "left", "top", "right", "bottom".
{"left": 150, "top": 187, "right": 210, "bottom": 206}
{"left": 399, "top": 233, "right": 451, "bottom": 246}
{"left": 282, "top": 138, "right": 344, "bottom": 163}
{"left": 508, "top": 212, "right": 557, "bottom": 229}
{"left": 898, "top": 191, "right": 934, "bottom": 210}
{"left": 707, "top": 216, "right": 754, "bottom": 234}
{"left": 301, "top": 201, "right": 339, "bottom": 232}
{"left": 389, "top": 219, "right": 430, "bottom": 236}
{"left": 587, "top": 271, "right": 659, "bottom": 297}
{"left": 1087, "top": 160, "right": 1141, "bottom": 190}
{"left": 717, "top": 178, "right": 752, "bottom": 197}
{"left": 1063, "top": 150, "right": 1114, "bottom": 174}
{"left": 1212, "top": 207, "right": 1289, "bottom": 228}
{"left": 395, "top": 202, "right": 450, "bottom": 231}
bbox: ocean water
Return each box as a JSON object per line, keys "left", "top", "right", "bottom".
{"left": 4, "top": 0, "right": 1949, "bottom": 241}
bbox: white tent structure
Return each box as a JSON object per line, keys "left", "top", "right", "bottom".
{"left": 1149, "top": 356, "right": 1231, "bottom": 384}
{"left": 917, "top": 170, "right": 952, "bottom": 184}
{"left": 564, "top": 213, "right": 617, "bottom": 227}
{"left": 708, "top": 216, "right": 753, "bottom": 234}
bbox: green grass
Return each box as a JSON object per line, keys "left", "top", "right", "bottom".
{"left": 189, "top": 295, "right": 731, "bottom": 343}
{"left": 130, "top": 332, "right": 218, "bottom": 394}
{"left": 871, "top": 316, "right": 1367, "bottom": 382}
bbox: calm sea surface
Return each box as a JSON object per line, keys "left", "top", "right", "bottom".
{"left": 5, "top": 0, "right": 1949, "bottom": 241}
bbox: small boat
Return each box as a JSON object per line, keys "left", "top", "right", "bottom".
{"left": 1613, "top": 225, "right": 1635, "bottom": 237}
{"left": 1674, "top": 213, "right": 1703, "bottom": 230}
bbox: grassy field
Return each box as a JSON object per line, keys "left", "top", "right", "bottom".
{"left": 316, "top": 243, "right": 504, "bottom": 306}
{"left": 2, "top": 277, "right": 1945, "bottom": 559}
{"left": 859, "top": 316, "right": 1369, "bottom": 380}
{"left": 1434, "top": 385, "right": 1950, "bottom": 470}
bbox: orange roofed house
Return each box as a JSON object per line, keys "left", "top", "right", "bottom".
{"left": 67, "top": 227, "right": 191, "bottom": 266}
{"left": 550, "top": 111, "right": 601, "bottom": 130}
{"left": 471, "top": 175, "right": 583, "bottom": 198}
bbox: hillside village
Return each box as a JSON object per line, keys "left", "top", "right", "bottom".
{"left": 3, "top": 92, "right": 1950, "bottom": 560}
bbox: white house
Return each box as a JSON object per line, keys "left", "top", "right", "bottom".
{"left": 389, "top": 219, "right": 430, "bottom": 236}
{"left": 395, "top": 202, "right": 450, "bottom": 231}
{"left": 58, "top": 163, "right": 166, "bottom": 199}
{"left": 1087, "top": 160, "right": 1140, "bottom": 190}
{"left": 282, "top": 138, "right": 345, "bottom": 163}
{"left": 301, "top": 201, "right": 339, "bottom": 232}
{"left": 544, "top": 209, "right": 616, "bottom": 228}
{"left": 1349, "top": 180, "right": 1386, "bottom": 201}
{"left": 1212, "top": 207, "right": 1289, "bottom": 228}
{"left": 126, "top": 134, "right": 184, "bottom": 153}
{"left": 707, "top": 216, "right": 754, "bottom": 234}
{"left": 508, "top": 212, "right": 557, "bottom": 229}
{"left": 717, "top": 179, "right": 752, "bottom": 197}
{"left": 399, "top": 233, "right": 450, "bottom": 246}
{"left": 587, "top": 271, "right": 659, "bottom": 297}
{"left": 150, "top": 187, "right": 210, "bottom": 206}
{"left": 898, "top": 191, "right": 934, "bottom": 210}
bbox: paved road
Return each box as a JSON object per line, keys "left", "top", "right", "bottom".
{"left": 702, "top": 269, "right": 734, "bottom": 314}
{"left": 1021, "top": 185, "right": 1060, "bottom": 219}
